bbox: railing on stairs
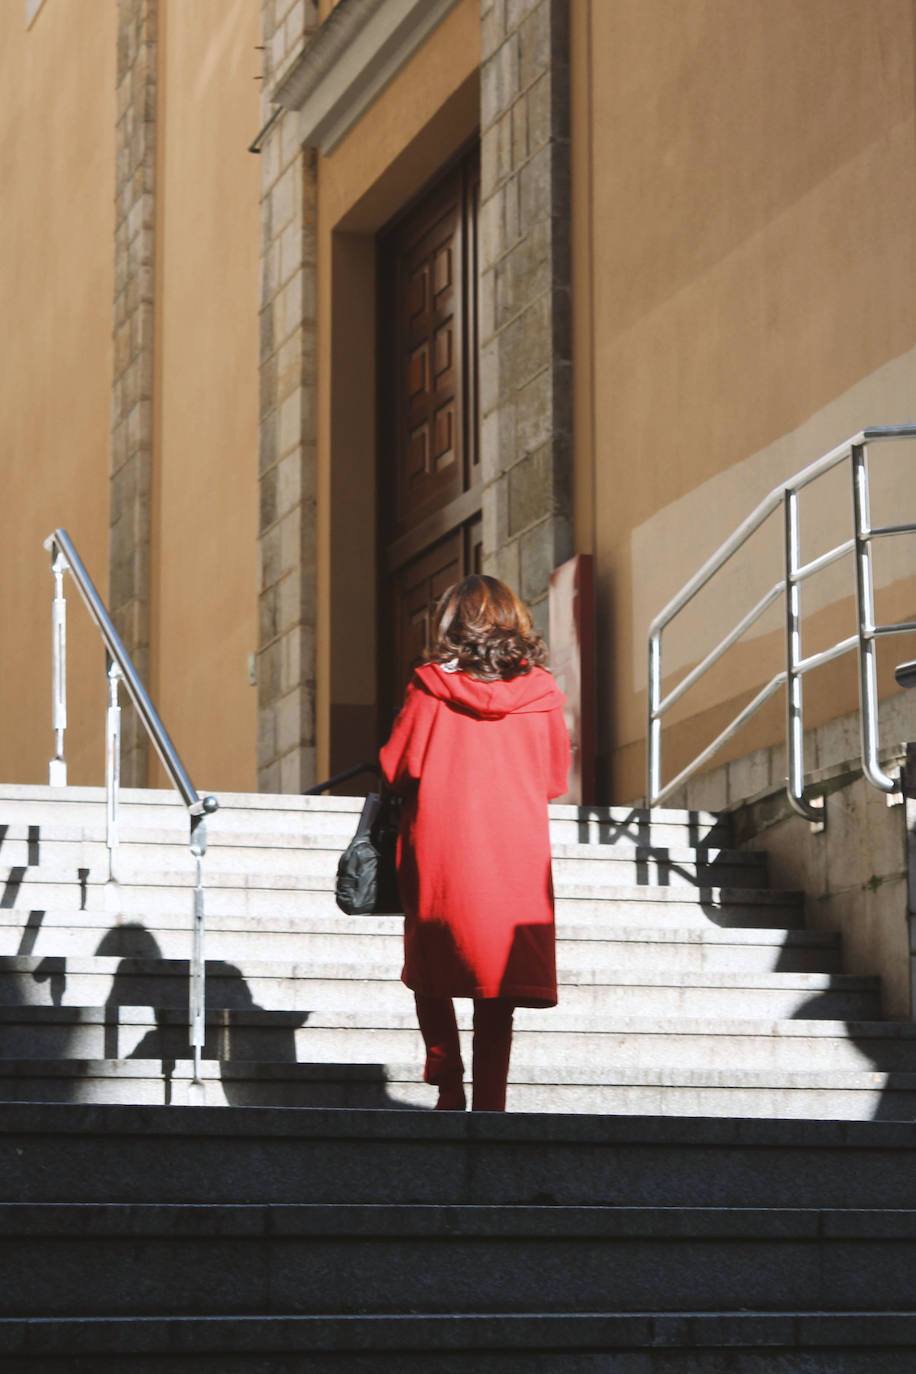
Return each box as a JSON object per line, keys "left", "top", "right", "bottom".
{"left": 305, "top": 761, "right": 380, "bottom": 795}
{"left": 44, "top": 528, "right": 218, "bottom": 1087}
{"left": 648, "top": 426, "right": 916, "bottom": 820}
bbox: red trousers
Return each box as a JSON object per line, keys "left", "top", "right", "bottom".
{"left": 414, "top": 993, "right": 514, "bottom": 1111}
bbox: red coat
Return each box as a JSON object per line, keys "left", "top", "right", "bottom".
{"left": 379, "top": 663, "right": 570, "bottom": 1007}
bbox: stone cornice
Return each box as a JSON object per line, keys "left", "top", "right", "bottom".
{"left": 271, "top": 0, "right": 462, "bottom": 154}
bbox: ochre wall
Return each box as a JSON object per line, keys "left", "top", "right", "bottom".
{"left": 314, "top": 0, "right": 481, "bottom": 780}
{"left": 0, "top": 3, "right": 117, "bottom": 785}
{"left": 571, "top": 0, "right": 916, "bottom": 801}
{"left": 149, "top": 0, "right": 261, "bottom": 794}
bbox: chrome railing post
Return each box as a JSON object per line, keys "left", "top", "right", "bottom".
{"left": 189, "top": 812, "right": 208, "bottom": 1089}
{"left": 647, "top": 631, "right": 662, "bottom": 805}
{"left": 851, "top": 443, "right": 898, "bottom": 795}
{"left": 105, "top": 656, "right": 122, "bottom": 882}
{"left": 43, "top": 528, "right": 220, "bottom": 1102}
{"left": 49, "top": 550, "right": 69, "bottom": 786}
{"left": 784, "top": 491, "right": 823, "bottom": 823}
{"left": 645, "top": 427, "right": 915, "bottom": 810}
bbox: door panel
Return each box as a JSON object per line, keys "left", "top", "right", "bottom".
{"left": 396, "top": 178, "right": 464, "bottom": 532}
{"left": 392, "top": 532, "right": 463, "bottom": 707}
{"left": 379, "top": 146, "right": 480, "bottom": 727}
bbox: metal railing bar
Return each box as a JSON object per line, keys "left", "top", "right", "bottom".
{"left": 304, "top": 761, "right": 380, "bottom": 795}
{"left": 783, "top": 489, "right": 820, "bottom": 821}
{"left": 652, "top": 672, "right": 786, "bottom": 807}
{"left": 657, "top": 581, "right": 783, "bottom": 717}
{"left": 649, "top": 435, "right": 856, "bottom": 640}
{"left": 869, "top": 523, "right": 916, "bottom": 539}
{"left": 45, "top": 526, "right": 217, "bottom": 1091}
{"left": 44, "top": 529, "right": 215, "bottom": 817}
{"left": 795, "top": 634, "right": 859, "bottom": 676}
{"left": 647, "top": 426, "right": 916, "bottom": 807}
{"left": 649, "top": 427, "right": 916, "bottom": 641}
{"left": 648, "top": 496, "right": 785, "bottom": 639}
{"left": 858, "top": 425, "right": 916, "bottom": 444}
{"left": 794, "top": 538, "right": 856, "bottom": 583}
{"left": 851, "top": 443, "right": 898, "bottom": 795}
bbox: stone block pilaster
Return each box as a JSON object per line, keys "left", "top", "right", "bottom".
{"left": 111, "top": 0, "right": 157, "bottom": 786}
{"left": 257, "top": 0, "right": 319, "bottom": 792}
{"left": 478, "top": 0, "right": 572, "bottom": 634}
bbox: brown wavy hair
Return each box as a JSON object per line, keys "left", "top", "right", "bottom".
{"left": 424, "top": 574, "right": 548, "bottom": 681}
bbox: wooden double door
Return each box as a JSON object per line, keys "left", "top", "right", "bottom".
{"left": 378, "top": 147, "right": 481, "bottom": 727}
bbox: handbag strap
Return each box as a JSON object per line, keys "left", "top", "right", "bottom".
{"left": 355, "top": 793, "right": 382, "bottom": 839}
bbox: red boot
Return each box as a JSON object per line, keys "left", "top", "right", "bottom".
{"left": 414, "top": 993, "right": 467, "bottom": 1110}
{"left": 471, "top": 998, "right": 514, "bottom": 1111}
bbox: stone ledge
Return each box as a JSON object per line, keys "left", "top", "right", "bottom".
{"left": 3, "top": 1100, "right": 916, "bottom": 1147}
{"left": 272, "top": 0, "right": 461, "bottom": 154}
{"left": 5, "top": 1310, "right": 916, "bottom": 1357}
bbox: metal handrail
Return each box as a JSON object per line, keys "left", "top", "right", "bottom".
{"left": 44, "top": 527, "right": 218, "bottom": 1088}
{"left": 305, "top": 761, "right": 380, "bottom": 795}
{"left": 647, "top": 425, "right": 916, "bottom": 817}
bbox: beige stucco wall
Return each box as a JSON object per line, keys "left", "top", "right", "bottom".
{"left": 740, "top": 758, "right": 912, "bottom": 1019}
{"left": 0, "top": 2, "right": 117, "bottom": 785}
{"left": 314, "top": 0, "right": 481, "bottom": 779}
{"left": 571, "top": 0, "right": 916, "bottom": 803}
{"left": 149, "top": 0, "right": 261, "bottom": 793}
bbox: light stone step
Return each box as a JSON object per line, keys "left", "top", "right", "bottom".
{"left": 0, "top": 832, "right": 769, "bottom": 889}
{"left": 1, "top": 1201, "right": 914, "bottom": 1317}
{"left": 0, "top": 1020, "right": 904, "bottom": 1111}
{"left": 2, "top": 1311, "right": 915, "bottom": 1374}
{"left": 557, "top": 889, "right": 804, "bottom": 927}
{"left": 0, "top": 1054, "right": 909, "bottom": 1117}
{"left": 0, "top": 955, "right": 877, "bottom": 1019}
{"left": 0, "top": 817, "right": 752, "bottom": 864}
{"left": 0, "top": 911, "right": 842, "bottom": 972}
{"left": 0, "top": 1005, "right": 905, "bottom": 1072}
{"left": 0, "top": 785, "right": 734, "bottom": 849}
{"left": 0, "top": 871, "right": 805, "bottom": 929}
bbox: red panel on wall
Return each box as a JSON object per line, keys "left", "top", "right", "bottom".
{"left": 549, "top": 554, "right": 596, "bottom": 805}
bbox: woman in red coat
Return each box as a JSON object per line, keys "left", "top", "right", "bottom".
{"left": 380, "top": 575, "right": 570, "bottom": 1111}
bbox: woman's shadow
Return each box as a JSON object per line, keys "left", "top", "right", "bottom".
{"left": 95, "top": 922, "right": 412, "bottom": 1108}
{"left": 97, "top": 923, "right": 307, "bottom": 1105}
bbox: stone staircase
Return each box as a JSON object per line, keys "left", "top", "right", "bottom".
{"left": 0, "top": 784, "right": 909, "bottom": 1116}
{"left": 1, "top": 782, "right": 916, "bottom": 1370}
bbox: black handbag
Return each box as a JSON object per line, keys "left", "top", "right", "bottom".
{"left": 335, "top": 789, "right": 403, "bottom": 915}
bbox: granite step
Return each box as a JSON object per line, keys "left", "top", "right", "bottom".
{"left": 0, "top": 956, "right": 877, "bottom": 1019}
{"left": 3, "top": 1104, "right": 915, "bottom": 1209}
{"left": 3, "top": 1201, "right": 915, "bottom": 1318}
{"left": 0, "top": 911, "right": 842, "bottom": 972}
{"left": 0, "top": 1054, "right": 908, "bottom": 1116}
{"left": 3, "top": 1311, "right": 916, "bottom": 1373}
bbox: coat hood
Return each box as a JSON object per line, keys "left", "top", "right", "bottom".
{"left": 414, "top": 662, "right": 565, "bottom": 720}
